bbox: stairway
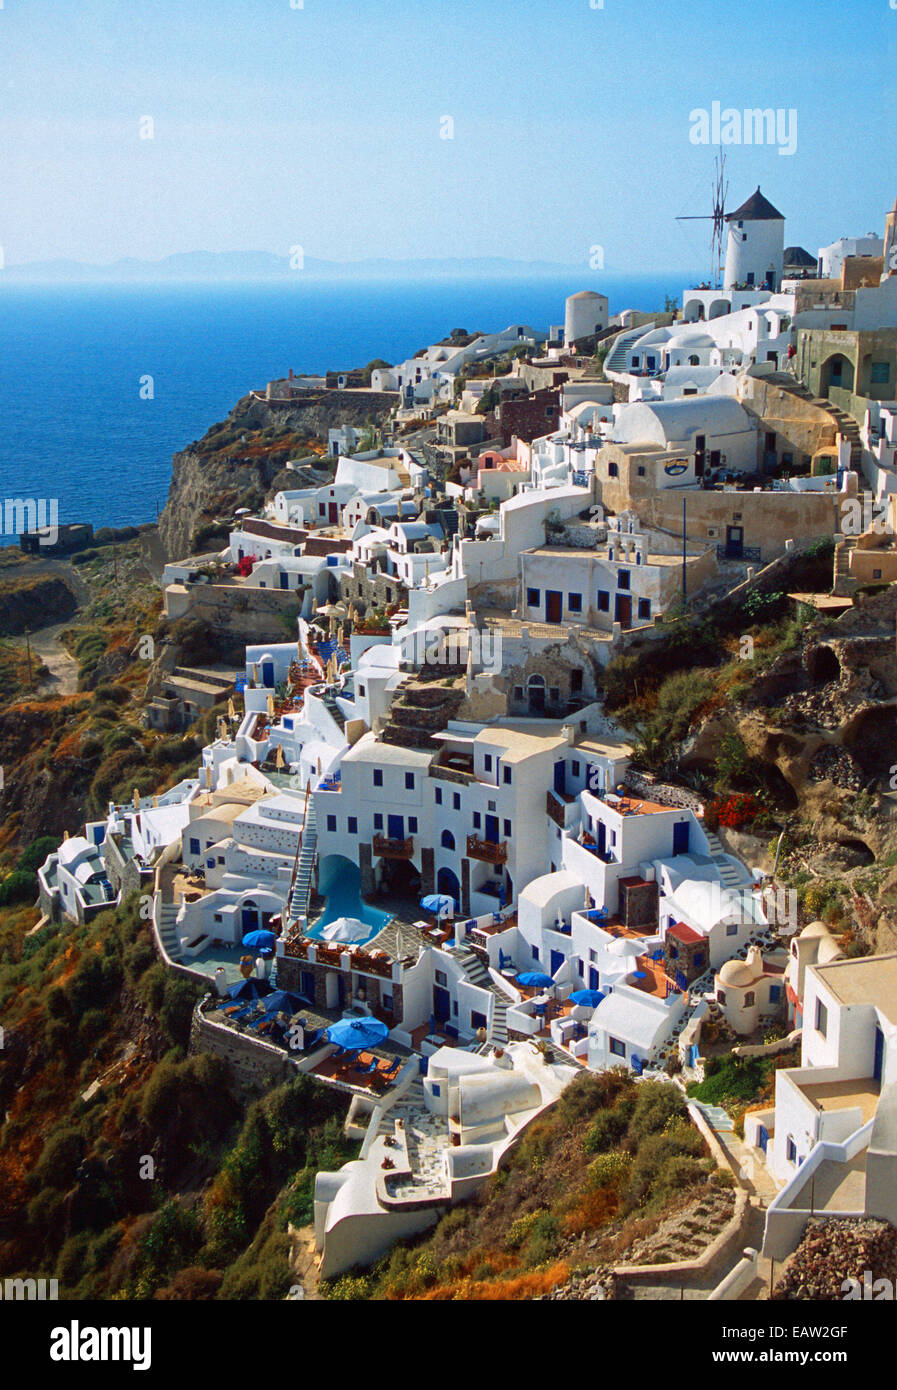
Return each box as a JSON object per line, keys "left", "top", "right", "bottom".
{"left": 766, "top": 372, "right": 862, "bottom": 469}
{"left": 320, "top": 689, "right": 346, "bottom": 732}
{"left": 448, "top": 946, "right": 509, "bottom": 1046}
{"left": 833, "top": 536, "right": 858, "bottom": 595}
{"left": 703, "top": 831, "right": 745, "bottom": 890}
{"left": 156, "top": 902, "right": 182, "bottom": 961}
{"left": 604, "top": 323, "right": 655, "bottom": 375}
{"left": 288, "top": 801, "right": 318, "bottom": 922}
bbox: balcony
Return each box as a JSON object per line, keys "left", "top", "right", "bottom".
{"left": 467, "top": 834, "right": 508, "bottom": 865}
{"left": 373, "top": 834, "right": 414, "bottom": 860}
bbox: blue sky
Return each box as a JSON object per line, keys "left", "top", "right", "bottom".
{"left": 2, "top": 0, "right": 895, "bottom": 274}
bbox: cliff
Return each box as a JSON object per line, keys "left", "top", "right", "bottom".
{"left": 157, "top": 389, "right": 398, "bottom": 560}
{"left": 0, "top": 573, "right": 78, "bottom": 636}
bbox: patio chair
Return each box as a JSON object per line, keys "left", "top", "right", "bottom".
{"left": 498, "top": 949, "right": 514, "bottom": 972}
{"left": 381, "top": 1055, "right": 403, "bottom": 1079}
{"left": 356, "top": 1057, "right": 379, "bottom": 1075}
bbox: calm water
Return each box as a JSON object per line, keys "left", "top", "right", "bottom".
{"left": 0, "top": 274, "right": 683, "bottom": 541}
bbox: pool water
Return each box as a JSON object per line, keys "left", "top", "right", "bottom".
{"left": 307, "top": 857, "right": 393, "bottom": 945}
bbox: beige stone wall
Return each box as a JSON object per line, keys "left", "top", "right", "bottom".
{"left": 736, "top": 376, "right": 837, "bottom": 465}
{"left": 631, "top": 489, "right": 842, "bottom": 562}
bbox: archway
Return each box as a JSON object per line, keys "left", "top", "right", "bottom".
{"left": 708, "top": 299, "right": 729, "bottom": 320}
{"left": 437, "top": 866, "right": 461, "bottom": 911}
{"left": 806, "top": 645, "right": 841, "bottom": 687}
{"left": 528, "top": 674, "right": 546, "bottom": 714}
{"left": 819, "top": 353, "right": 855, "bottom": 398}
{"left": 440, "top": 829, "right": 456, "bottom": 851}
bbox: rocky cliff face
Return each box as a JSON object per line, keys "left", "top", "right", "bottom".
{"left": 0, "top": 574, "right": 78, "bottom": 636}
{"left": 157, "top": 390, "right": 397, "bottom": 560}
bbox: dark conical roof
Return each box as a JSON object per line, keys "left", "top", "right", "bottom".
{"left": 726, "top": 187, "right": 785, "bottom": 222}
{"left": 784, "top": 246, "right": 817, "bottom": 267}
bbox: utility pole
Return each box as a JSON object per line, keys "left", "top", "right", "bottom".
{"left": 24, "top": 626, "right": 33, "bottom": 691}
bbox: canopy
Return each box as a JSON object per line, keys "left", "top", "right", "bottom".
{"left": 516, "top": 971, "right": 554, "bottom": 989}
{"left": 421, "top": 894, "right": 454, "bottom": 917}
{"left": 325, "top": 1016, "right": 390, "bottom": 1051}
{"left": 322, "top": 916, "right": 368, "bottom": 943}
{"left": 569, "top": 989, "right": 605, "bottom": 1007}
{"left": 226, "top": 978, "right": 275, "bottom": 1002}
{"left": 242, "top": 929, "right": 276, "bottom": 950}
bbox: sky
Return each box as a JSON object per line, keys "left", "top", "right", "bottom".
{"left": 1, "top": 0, "right": 895, "bottom": 276}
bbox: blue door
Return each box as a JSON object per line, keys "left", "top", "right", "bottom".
{"left": 387, "top": 815, "right": 404, "bottom": 841}
{"left": 550, "top": 949, "right": 564, "bottom": 977}
{"left": 874, "top": 1026, "right": 885, "bottom": 1083}
{"left": 485, "top": 815, "right": 500, "bottom": 844}
{"left": 433, "top": 986, "right": 451, "bottom": 1023}
{"left": 300, "top": 971, "right": 315, "bottom": 1001}
{"left": 241, "top": 906, "right": 258, "bottom": 931}
{"left": 758, "top": 1125, "right": 769, "bottom": 1154}
{"left": 279, "top": 572, "right": 289, "bottom": 590}
{"left": 597, "top": 821, "right": 606, "bottom": 856}
{"left": 262, "top": 660, "right": 275, "bottom": 687}
{"left": 554, "top": 760, "right": 566, "bottom": 795}
{"left": 673, "top": 821, "right": 690, "bottom": 855}
{"left": 589, "top": 967, "right": 599, "bottom": 991}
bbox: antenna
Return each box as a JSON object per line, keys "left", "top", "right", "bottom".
{"left": 677, "top": 149, "right": 728, "bottom": 288}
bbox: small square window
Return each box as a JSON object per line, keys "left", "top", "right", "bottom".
{"left": 503, "top": 767, "right": 512, "bottom": 785}
{"left": 815, "top": 998, "right": 828, "bottom": 1037}
{"left": 453, "top": 793, "right": 461, "bottom": 811}
{"left": 373, "top": 769, "right": 383, "bottom": 787}
{"left": 617, "top": 570, "right": 630, "bottom": 590}
{"left": 638, "top": 598, "right": 651, "bottom": 619}
{"left": 409, "top": 816, "right": 418, "bottom": 833}
{"left": 786, "top": 1136, "right": 797, "bottom": 1163}
{"left": 347, "top": 817, "right": 357, "bottom": 834}
{"left": 526, "top": 588, "right": 540, "bottom": 607}
{"left": 405, "top": 772, "right": 415, "bottom": 790}
{"left": 435, "top": 787, "right": 443, "bottom": 805}
{"left": 637, "top": 466, "right": 646, "bottom": 476}
{"left": 373, "top": 813, "right": 383, "bottom": 830}
{"left": 726, "top": 922, "right": 738, "bottom": 936}
{"left": 484, "top": 754, "right": 493, "bottom": 772}
{"left": 435, "top": 970, "right": 447, "bottom": 986}
{"left": 431, "top": 1083, "right": 441, "bottom": 1097}
{"left": 473, "top": 811, "right": 481, "bottom": 829}
{"left": 568, "top": 593, "right": 582, "bottom": 613}
{"left": 608, "top": 462, "right": 619, "bottom": 477}
{"left": 326, "top": 815, "right": 337, "bottom": 832}
{"left": 531, "top": 945, "right": 540, "bottom": 960}
{"left": 597, "top": 590, "right": 609, "bottom": 612}
{"left": 609, "top": 1038, "right": 626, "bottom": 1058}
{"left": 503, "top": 819, "right": 512, "bottom": 836}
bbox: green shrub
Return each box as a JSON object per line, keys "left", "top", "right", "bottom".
{"left": 626, "top": 1080, "right": 687, "bottom": 1144}
{"left": 0, "top": 869, "right": 37, "bottom": 906}
{"left": 33, "top": 1127, "right": 88, "bottom": 1190}
{"left": 584, "top": 1108, "right": 629, "bottom": 1155}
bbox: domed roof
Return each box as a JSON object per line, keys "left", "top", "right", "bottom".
{"left": 568, "top": 290, "right": 604, "bottom": 301}
{"left": 817, "top": 936, "right": 843, "bottom": 964}
{"left": 719, "top": 957, "right": 756, "bottom": 988}
{"left": 801, "top": 919, "right": 830, "bottom": 939}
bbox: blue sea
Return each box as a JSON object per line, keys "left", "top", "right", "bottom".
{"left": 0, "top": 273, "right": 686, "bottom": 542}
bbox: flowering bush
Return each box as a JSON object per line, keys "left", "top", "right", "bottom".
{"left": 704, "top": 793, "right": 760, "bottom": 831}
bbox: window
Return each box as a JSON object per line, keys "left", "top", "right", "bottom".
{"left": 874, "top": 569, "right": 882, "bottom": 580}
{"left": 726, "top": 922, "right": 738, "bottom": 936}
{"left": 435, "top": 787, "right": 443, "bottom": 806}
{"left": 473, "top": 811, "right": 481, "bottom": 829}
{"left": 572, "top": 760, "right": 580, "bottom": 777}
{"left": 608, "top": 462, "right": 619, "bottom": 477}
{"left": 347, "top": 817, "right": 357, "bottom": 834}
{"left": 744, "top": 991, "right": 755, "bottom": 1007}
{"left": 453, "top": 792, "right": 461, "bottom": 811}
{"left": 373, "top": 769, "right": 383, "bottom": 787}
{"left": 786, "top": 1136, "right": 797, "bottom": 1163}
{"left": 441, "top": 829, "right": 455, "bottom": 850}
{"left": 409, "top": 816, "right": 418, "bottom": 833}
{"left": 503, "top": 819, "right": 512, "bottom": 836}
{"left": 405, "top": 772, "right": 415, "bottom": 790}
{"left": 514, "top": 685, "right": 524, "bottom": 700}
{"left": 217, "top": 856, "right": 225, "bottom": 865}
{"left": 526, "top": 588, "right": 540, "bottom": 607}
{"left": 870, "top": 362, "right": 891, "bottom": 384}
{"left": 769, "top": 984, "right": 781, "bottom": 1003}
{"left": 571, "top": 669, "right": 583, "bottom": 693}
{"left": 189, "top": 838, "right": 200, "bottom": 856}
{"left": 435, "top": 970, "right": 447, "bottom": 986}
{"left": 597, "top": 590, "right": 609, "bottom": 612}
{"left": 358, "top": 684, "right": 366, "bottom": 697}
{"left": 484, "top": 754, "right": 493, "bottom": 772}
{"left": 373, "top": 813, "right": 383, "bottom": 830}
{"left": 531, "top": 946, "right": 540, "bottom": 960}
{"left": 637, "top": 466, "right": 646, "bottom": 476}
{"left": 815, "top": 998, "right": 828, "bottom": 1038}
{"left": 382, "top": 993, "right": 393, "bottom": 1011}
{"left": 609, "top": 1038, "right": 626, "bottom": 1058}
{"left": 326, "top": 815, "right": 337, "bottom": 832}
{"left": 503, "top": 767, "right": 512, "bottom": 785}
{"left": 638, "top": 598, "right": 651, "bottom": 620}
{"left": 617, "top": 570, "right": 630, "bottom": 590}
{"left": 569, "top": 592, "right": 582, "bottom": 613}
{"left": 717, "top": 989, "right": 726, "bottom": 1005}
{"left": 431, "top": 1083, "right": 441, "bottom": 1097}
{"left": 471, "top": 1011, "right": 488, "bottom": 1031}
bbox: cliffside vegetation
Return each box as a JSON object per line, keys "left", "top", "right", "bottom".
{"left": 0, "top": 893, "right": 354, "bottom": 1299}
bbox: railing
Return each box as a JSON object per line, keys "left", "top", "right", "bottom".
{"left": 716, "top": 544, "right": 762, "bottom": 562}
{"left": 467, "top": 835, "right": 508, "bottom": 865}
{"left": 373, "top": 834, "right": 414, "bottom": 859}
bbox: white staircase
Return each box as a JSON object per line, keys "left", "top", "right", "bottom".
{"left": 156, "top": 903, "right": 182, "bottom": 961}
{"left": 288, "top": 801, "right": 318, "bottom": 923}
{"left": 448, "top": 945, "right": 509, "bottom": 1046}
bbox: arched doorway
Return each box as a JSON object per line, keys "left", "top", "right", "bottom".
{"left": 437, "top": 866, "right": 461, "bottom": 911}
{"left": 528, "top": 674, "right": 546, "bottom": 714}
{"left": 819, "top": 354, "right": 855, "bottom": 398}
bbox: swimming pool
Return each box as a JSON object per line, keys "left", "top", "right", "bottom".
{"left": 306, "top": 856, "right": 393, "bottom": 946}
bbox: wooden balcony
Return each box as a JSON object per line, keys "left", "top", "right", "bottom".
{"left": 467, "top": 834, "right": 508, "bottom": 865}
{"left": 373, "top": 834, "right": 414, "bottom": 860}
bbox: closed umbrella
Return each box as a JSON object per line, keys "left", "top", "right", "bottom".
{"left": 325, "top": 1016, "right": 389, "bottom": 1050}
{"left": 242, "top": 929, "right": 276, "bottom": 950}
{"left": 260, "top": 990, "right": 310, "bottom": 1017}
{"left": 516, "top": 971, "right": 554, "bottom": 989}
{"left": 569, "top": 989, "right": 605, "bottom": 1007}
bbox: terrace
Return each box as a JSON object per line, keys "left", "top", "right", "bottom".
{"left": 467, "top": 834, "right": 508, "bottom": 865}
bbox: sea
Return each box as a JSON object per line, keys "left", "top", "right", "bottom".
{"left": 0, "top": 273, "right": 689, "bottom": 543}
